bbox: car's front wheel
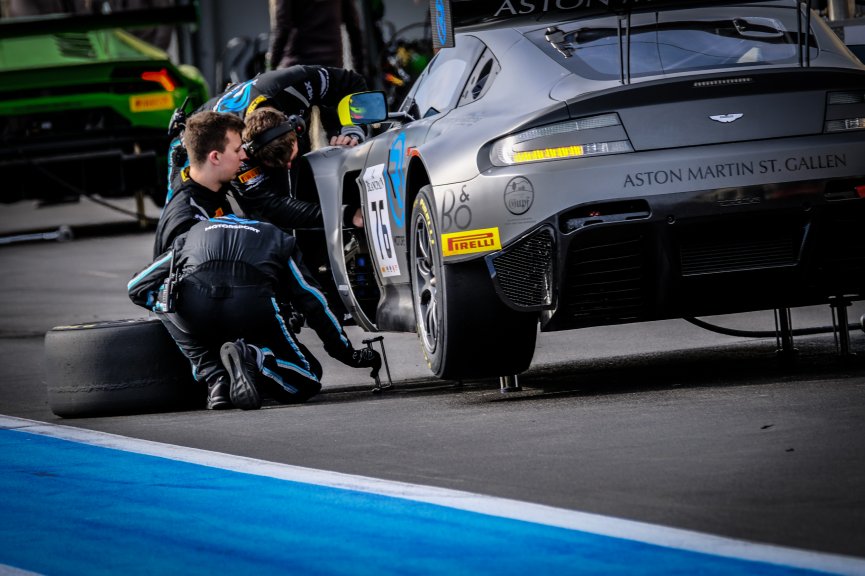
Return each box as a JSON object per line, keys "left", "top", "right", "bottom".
{"left": 409, "top": 186, "right": 537, "bottom": 380}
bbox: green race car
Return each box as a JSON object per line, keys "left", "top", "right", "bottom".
{"left": 0, "top": 6, "right": 208, "bottom": 206}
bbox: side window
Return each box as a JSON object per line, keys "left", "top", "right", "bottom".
{"left": 399, "top": 36, "right": 484, "bottom": 119}
{"left": 458, "top": 48, "right": 500, "bottom": 107}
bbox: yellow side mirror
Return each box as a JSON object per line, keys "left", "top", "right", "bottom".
{"left": 338, "top": 91, "right": 388, "bottom": 126}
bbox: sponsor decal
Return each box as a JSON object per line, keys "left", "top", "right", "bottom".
{"left": 442, "top": 186, "right": 472, "bottom": 231}
{"left": 442, "top": 227, "right": 501, "bottom": 257}
{"left": 493, "top": 0, "right": 671, "bottom": 18}
{"left": 386, "top": 134, "right": 407, "bottom": 228}
{"left": 129, "top": 93, "right": 173, "bottom": 112}
{"left": 623, "top": 153, "right": 848, "bottom": 188}
{"left": 362, "top": 165, "right": 401, "bottom": 277}
{"left": 504, "top": 176, "right": 534, "bottom": 215}
{"left": 204, "top": 223, "right": 260, "bottom": 233}
{"left": 237, "top": 166, "right": 262, "bottom": 184}
{"left": 215, "top": 79, "right": 257, "bottom": 113}
{"left": 246, "top": 95, "right": 268, "bottom": 116}
{"left": 215, "top": 208, "right": 224, "bottom": 217}
{"left": 435, "top": 0, "right": 447, "bottom": 46}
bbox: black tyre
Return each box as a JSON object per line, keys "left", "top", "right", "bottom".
{"left": 409, "top": 186, "right": 538, "bottom": 380}
{"left": 45, "top": 318, "right": 201, "bottom": 418}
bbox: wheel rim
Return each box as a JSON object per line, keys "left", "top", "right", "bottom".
{"left": 413, "top": 213, "right": 439, "bottom": 354}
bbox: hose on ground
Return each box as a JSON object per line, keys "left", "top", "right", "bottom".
{"left": 684, "top": 314, "right": 864, "bottom": 339}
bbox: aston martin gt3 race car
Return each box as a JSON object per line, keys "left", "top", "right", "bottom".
{"left": 293, "top": 0, "right": 865, "bottom": 381}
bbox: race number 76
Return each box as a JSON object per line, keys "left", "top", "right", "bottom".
{"left": 362, "top": 165, "right": 401, "bottom": 277}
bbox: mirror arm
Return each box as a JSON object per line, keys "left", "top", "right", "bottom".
{"left": 386, "top": 111, "right": 416, "bottom": 124}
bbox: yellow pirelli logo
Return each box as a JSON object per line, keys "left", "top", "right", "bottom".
{"left": 441, "top": 227, "right": 501, "bottom": 257}
{"left": 246, "top": 95, "right": 268, "bottom": 116}
{"left": 130, "top": 93, "right": 174, "bottom": 112}
{"left": 237, "top": 166, "right": 261, "bottom": 184}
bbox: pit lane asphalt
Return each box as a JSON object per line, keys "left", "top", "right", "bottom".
{"left": 1, "top": 197, "right": 864, "bottom": 567}
{"left": 3, "top": 195, "right": 862, "bottom": 395}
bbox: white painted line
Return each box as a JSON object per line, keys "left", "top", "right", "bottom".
{"left": 0, "top": 563, "right": 41, "bottom": 575}
{"left": 3, "top": 415, "right": 863, "bottom": 575}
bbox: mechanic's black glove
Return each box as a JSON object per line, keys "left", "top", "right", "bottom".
{"left": 350, "top": 347, "right": 382, "bottom": 379}
{"left": 288, "top": 311, "right": 305, "bottom": 334}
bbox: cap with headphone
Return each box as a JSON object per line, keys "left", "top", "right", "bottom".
{"left": 243, "top": 114, "right": 306, "bottom": 157}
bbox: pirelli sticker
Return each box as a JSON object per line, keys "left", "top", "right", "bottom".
{"left": 237, "top": 166, "right": 261, "bottom": 184}
{"left": 442, "top": 227, "right": 501, "bottom": 257}
{"left": 129, "top": 93, "right": 174, "bottom": 112}
{"left": 246, "top": 95, "right": 268, "bottom": 116}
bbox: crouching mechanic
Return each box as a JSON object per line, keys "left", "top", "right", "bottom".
{"left": 128, "top": 214, "right": 381, "bottom": 410}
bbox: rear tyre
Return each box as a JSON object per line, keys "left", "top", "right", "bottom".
{"left": 409, "top": 186, "right": 537, "bottom": 380}
{"left": 45, "top": 318, "right": 201, "bottom": 418}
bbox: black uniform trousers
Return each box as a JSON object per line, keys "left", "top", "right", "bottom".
{"left": 162, "top": 272, "right": 322, "bottom": 404}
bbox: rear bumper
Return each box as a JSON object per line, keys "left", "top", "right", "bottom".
{"left": 487, "top": 181, "right": 865, "bottom": 331}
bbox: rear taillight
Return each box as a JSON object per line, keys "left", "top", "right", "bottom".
{"left": 825, "top": 91, "right": 865, "bottom": 133}
{"left": 140, "top": 68, "right": 177, "bottom": 92}
{"left": 490, "top": 113, "right": 632, "bottom": 167}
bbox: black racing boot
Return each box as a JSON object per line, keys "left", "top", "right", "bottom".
{"left": 206, "top": 377, "right": 231, "bottom": 410}
{"left": 220, "top": 339, "right": 261, "bottom": 410}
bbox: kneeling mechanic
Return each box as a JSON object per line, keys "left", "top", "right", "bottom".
{"left": 128, "top": 214, "right": 381, "bottom": 410}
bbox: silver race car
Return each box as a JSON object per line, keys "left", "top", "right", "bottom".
{"left": 294, "top": 0, "right": 865, "bottom": 380}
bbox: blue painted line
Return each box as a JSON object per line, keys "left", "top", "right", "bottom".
{"left": 0, "top": 417, "right": 860, "bottom": 576}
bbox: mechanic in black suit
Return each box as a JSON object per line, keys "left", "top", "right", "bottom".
{"left": 129, "top": 213, "right": 381, "bottom": 411}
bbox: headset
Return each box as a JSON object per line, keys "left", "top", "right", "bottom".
{"left": 167, "top": 96, "right": 192, "bottom": 138}
{"left": 243, "top": 114, "right": 306, "bottom": 157}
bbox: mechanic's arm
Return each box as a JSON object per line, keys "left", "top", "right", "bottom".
{"left": 298, "top": 65, "right": 369, "bottom": 145}
{"left": 279, "top": 241, "right": 381, "bottom": 373}
{"left": 127, "top": 250, "right": 173, "bottom": 310}
{"left": 280, "top": 239, "right": 352, "bottom": 353}
{"left": 312, "top": 66, "right": 368, "bottom": 108}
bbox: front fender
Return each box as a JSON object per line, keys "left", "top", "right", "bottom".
{"left": 303, "top": 144, "right": 377, "bottom": 331}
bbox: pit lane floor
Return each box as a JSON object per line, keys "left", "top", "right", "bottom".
{"left": 2, "top": 415, "right": 863, "bottom": 575}
{"left": 1, "top": 198, "right": 864, "bottom": 574}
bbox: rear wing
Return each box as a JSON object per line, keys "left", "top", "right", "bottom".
{"left": 431, "top": 0, "right": 817, "bottom": 70}
{"left": 0, "top": 3, "right": 199, "bottom": 40}
{"left": 431, "top": 0, "right": 814, "bottom": 48}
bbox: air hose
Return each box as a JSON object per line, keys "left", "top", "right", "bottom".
{"left": 684, "top": 314, "right": 865, "bottom": 338}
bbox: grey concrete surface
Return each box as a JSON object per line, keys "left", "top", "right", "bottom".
{"left": 1, "top": 197, "right": 863, "bottom": 395}
{"left": 2, "top": 201, "right": 865, "bottom": 561}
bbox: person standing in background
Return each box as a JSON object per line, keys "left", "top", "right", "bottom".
{"left": 267, "top": 0, "right": 367, "bottom": 148}
{"left": 267, "top": 0, "right": 364, "bottom": 72}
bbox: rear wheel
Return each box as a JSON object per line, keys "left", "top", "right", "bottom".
{"left": 409, "top": 186, "right": 537, "bottom": 380}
